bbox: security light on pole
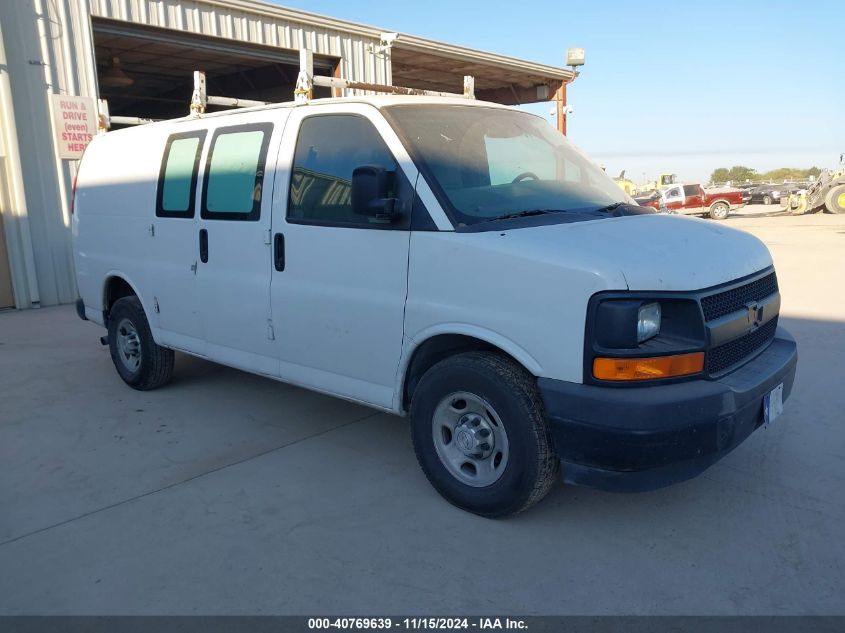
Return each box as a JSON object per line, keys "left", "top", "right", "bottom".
{"left": 566, "top": 48, "right": 585, "bottom": 69}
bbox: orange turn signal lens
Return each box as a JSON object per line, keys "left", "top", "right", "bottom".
{"left": 593, "top": 352, "right": 705, "bottom": 381}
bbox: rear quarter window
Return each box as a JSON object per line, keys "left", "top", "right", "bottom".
{"left": 156, "top": 131, "right": 206, "bottom": 218}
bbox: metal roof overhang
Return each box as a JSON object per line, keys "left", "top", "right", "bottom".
{"left": 92, "top": 18, "right": 337, "bottom": 70}
{"left": 390, "top": 41, "right": 572, "bottom": 104}
{"left": 172, "top": 0, "right": 575, "bottom": 104}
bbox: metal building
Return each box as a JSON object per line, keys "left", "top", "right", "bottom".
{"left": 0, "top": 0, "right": 575, "bottom": 310}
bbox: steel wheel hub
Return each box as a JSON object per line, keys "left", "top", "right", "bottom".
{"left": 431, "top": 391, "right": 509, "bottom": 488}
{"left": 454, "top": 413, "right": 495, "bottom": 459}
{"left": 116, "top": 318, "right": 141, "bottom": 372}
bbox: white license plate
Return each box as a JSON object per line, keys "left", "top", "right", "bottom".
{"left": 763, "top": 383, "right": 784, "bottom": 426}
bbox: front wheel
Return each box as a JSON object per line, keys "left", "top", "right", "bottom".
{"left": 709, "top": 202, "right": 729, "bottom": 220}
{"left": 763, "top": 195, "right": 772, "bottom": 205}
{"left": 790, "top": 195, "right": 809, "bottom": 215}
{"left": 409, "top": 352, "right": 559, "bottom": 517}
{"left": 108, "top": 296, "right": 174, "bottom": 390}
{"left": 823, "top": 184, "right": 845, "bottom": 214}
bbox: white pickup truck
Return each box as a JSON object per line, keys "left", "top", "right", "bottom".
{"left": 73, "top": 96, "right": 797, "bottom": 516}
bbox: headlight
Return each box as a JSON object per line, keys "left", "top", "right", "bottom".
{"left": 588, "top": 295, "right": 705, "bottom": 384}
{"left": 593, "top": 299, "right": 664, "bottom": 348}
{"left": 637, "top": 302, "right": 661, "bottom": 342}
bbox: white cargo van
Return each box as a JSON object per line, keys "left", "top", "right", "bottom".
{"left": 73, "top": 96, "right": 797, "bottom": 516}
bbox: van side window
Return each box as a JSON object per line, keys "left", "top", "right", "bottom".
{"left": 288, "top": 115, "right": 398, "bottom": 227}
{"left": 156, "top": 131, "right": 206, "bottom": 218}
{"left": 201, "top": 123, "right": 273, "bottom": 221}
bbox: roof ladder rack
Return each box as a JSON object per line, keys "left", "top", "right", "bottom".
{"left": 186, "top": 48, "right": 476, "bottom": 115}
{"left": 97, "top": 99, "right": 161, "bottom": 131}
{"left": 295, "top": 49, "right": 475, "bottom": 103}
{"left": 190, "top": 70, "right": 271, "bottom": 115}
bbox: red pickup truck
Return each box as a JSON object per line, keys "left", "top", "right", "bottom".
{"left": 637, "top": 184, "right": 745, "bottom": 220}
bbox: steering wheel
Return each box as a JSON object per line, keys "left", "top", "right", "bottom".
{"left": 512, "top": 171, "right": 539, "bottom": 183}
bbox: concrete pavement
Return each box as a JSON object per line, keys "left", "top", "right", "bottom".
{"left": 1, "top": 208, "right": 843, "bottom": 614}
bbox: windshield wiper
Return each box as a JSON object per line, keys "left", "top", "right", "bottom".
{"left": 480, "top": 209, "right": 560, "bottom": 223}
{"left": 591, "top": 202, "right": 627, "bottom": 214}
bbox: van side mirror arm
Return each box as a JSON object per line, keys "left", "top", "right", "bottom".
{"left": 363, "top": 197, "right": 397, "bottom": 222}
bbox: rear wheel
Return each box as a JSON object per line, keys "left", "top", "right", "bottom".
{"left": 763, "top": 195, "right": 772, "bottom": 205}
{"left": 108, "top": 296, "right": 174, "bottom": 390}
{"left": 823, "top": 185, "right": 845, "bottom": 214}
{"left": 409, "top": 352, "right": 559, "bottom": 517}
{"left": 709, "top": 202, "right": 729, "bottom": 220}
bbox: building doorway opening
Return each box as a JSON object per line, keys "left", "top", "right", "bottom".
{"left": 92, "top": 18, "right": 337, "bottom": 124}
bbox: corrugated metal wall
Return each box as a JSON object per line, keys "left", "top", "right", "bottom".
{"left": 0, "top": 0, "right": 390, "bottom": 308}
{"left": 88, "top": 0, "right": 390, "bottom": 90}
{"left": 0, "top": 18, "right": 42, "bottom": 310}
{"left": 0, "top": 0, "right": 98, "bottom": 308}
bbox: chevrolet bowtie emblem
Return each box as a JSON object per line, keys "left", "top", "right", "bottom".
{"left": 746, "top": 301, "right": 764, "bottom": 329}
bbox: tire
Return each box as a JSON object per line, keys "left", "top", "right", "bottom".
{"left": 107, "top": 296, "right": 174, "bottom": 390}
{"left": 790, "top": 195, "right": 809, "bottom": 215}
{"left": 763, "top": 195, "right": 772, "bottom": 205}
{"left": 823, "top": 184, "right": 845, "bottom": 214}
{"left": 409, "top": 352, "right": 559, "bottom": 518}
{"left": 785, "top": 194, "right": 797, "bottom": 212}
{"left": 709, "top": 201, "right": 729, "bottom": 220}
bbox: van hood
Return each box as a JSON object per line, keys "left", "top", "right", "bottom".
{"left": 508, "top": 214, "right": 772, "bottom": 291}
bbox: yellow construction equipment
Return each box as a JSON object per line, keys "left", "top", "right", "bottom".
{"left": 613, "top": 171, "right": 677, "bottom": 196}
{"left": 613, "top": 170, "right": 637, "bottom": 196}
{"left": 782, "top": 159, "right": 845, "bottom": 215}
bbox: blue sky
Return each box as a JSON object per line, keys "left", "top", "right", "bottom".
{"left": 273, "top": 0, "right": 842, "bottom": 184}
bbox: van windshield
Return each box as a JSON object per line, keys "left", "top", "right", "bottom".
{"left": 384, "top": 104, "right": 631, "bottom": 227}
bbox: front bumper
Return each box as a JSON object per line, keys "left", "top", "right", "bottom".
{"left": 538, "top": 328, "right": 797, "bottom": 492}
{"left": 75, "top": 298, "right": 87, "bottom": 321}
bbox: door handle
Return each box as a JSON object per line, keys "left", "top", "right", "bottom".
{"left": 273, "top": 233, "right": 285, "bottom": 272}
{"left": 199, "top": 229, "right": 208, "bottom": 263}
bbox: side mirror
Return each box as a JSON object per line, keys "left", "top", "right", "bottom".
{"left": 352, "top": 165, "right": 400, "bottom": 222}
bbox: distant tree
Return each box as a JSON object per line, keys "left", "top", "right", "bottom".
{"left": 761, "top": 168, "right": 793, "bottom": 181}
{"left": 726, "top": 166, "right": 758, "bottom": 183}
{"left": 710, "top": 167, "right": 730, "bottom": 183}
{"left": 758, "top": 166, "right": 822, "bottom": 182}
{"left": 710, "top": 165, "right": 822, "bottom": 184}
